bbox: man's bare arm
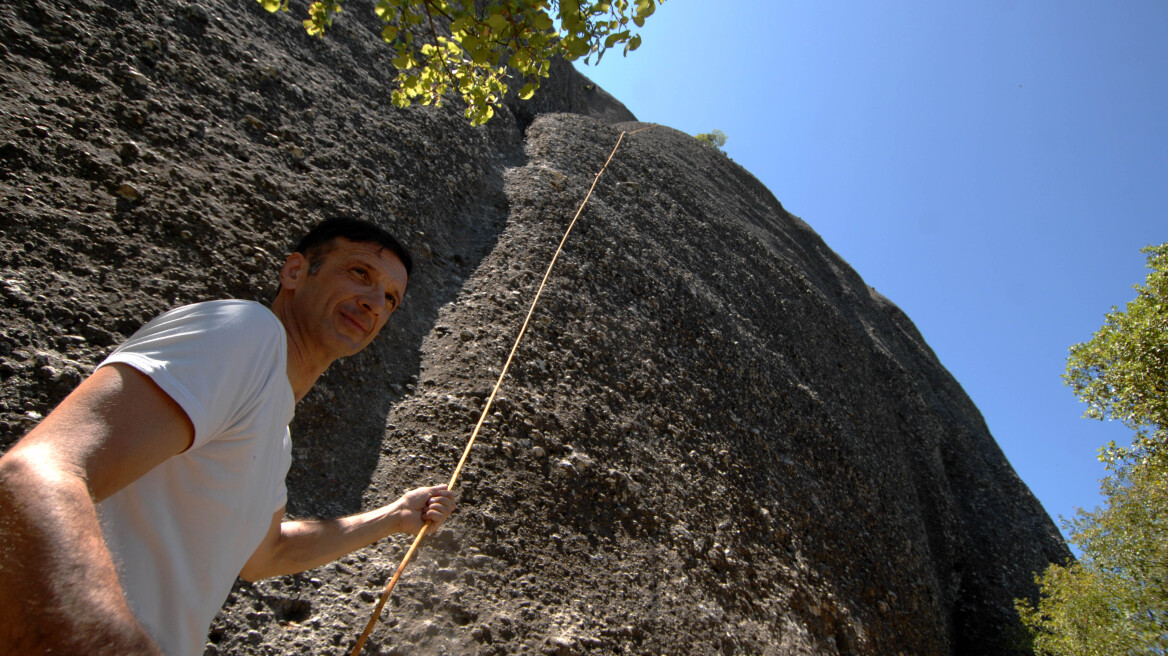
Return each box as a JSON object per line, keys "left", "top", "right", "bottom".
{"left": 0, "top": 363, "right": 194, "bottom": 654}
{"left": 239, "top": 485, "right": 455, "bottom": 582}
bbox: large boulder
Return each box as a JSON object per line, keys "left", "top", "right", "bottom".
{"left": 0, "top": 0, "right": 1067, "bottom": 654}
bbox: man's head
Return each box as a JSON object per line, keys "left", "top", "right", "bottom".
{"left": 293, "top": 217, "right": 413, "bottom": 278}
{"left": 274, "top": 218, "right": 413, "bottom": 366}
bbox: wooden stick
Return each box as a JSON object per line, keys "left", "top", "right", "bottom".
{"left": 350, "top": 524, "right": 430, "bottom": 655}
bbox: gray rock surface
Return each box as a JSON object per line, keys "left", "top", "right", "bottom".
{"left": 0, "top": 0, "right": 1067, "bottom": 654}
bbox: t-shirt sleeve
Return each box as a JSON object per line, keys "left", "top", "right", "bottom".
{"left": 98, "top": 301, "right": 289, "bottom": 451}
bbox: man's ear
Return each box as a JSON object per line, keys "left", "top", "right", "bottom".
{"left": 280, "top": 252, "right": 309, "bottom": 291}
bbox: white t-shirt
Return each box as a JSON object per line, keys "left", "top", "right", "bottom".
{"left": 96, "top": 300, "right": 295, "bottom": 656}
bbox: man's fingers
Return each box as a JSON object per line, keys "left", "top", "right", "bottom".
{"left": 428, "top": 497, "right": 455, "bottom": 513}
{"left": 424, "top": 486, "right": 455, "bottom": 509}
{"left": 424, "top": 495, "right": 455, "bottom": 524}
{"left": 404, "top": 485, "right": 455, "bottom": 528}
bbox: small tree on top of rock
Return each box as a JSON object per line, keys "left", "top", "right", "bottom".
{"left": 259, "top": 0, "right": 665, "bottom": 125}
{"left": 1016, "top": 243, "right": 1168, "bottom": 655}
{"left": 694, "top": 129, "right": 727, "bottom": 151}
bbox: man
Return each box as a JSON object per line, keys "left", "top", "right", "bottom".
{"left": 0, "top": 218, "right": 455, "bottom": 656}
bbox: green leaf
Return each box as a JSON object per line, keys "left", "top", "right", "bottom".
{"left": 258, "top": 0, "right": 282, "bottom": 13}
{"left": 450, "top": 16, "right": 472, "bottom": 33}
{"left": 392, "top": 52, "right": 414, "bottom": 69}
{"left": 460, "top": 34, "right": 482, "bottom": 53}
{"left": 485, "top": 13, "right": 508, "bottom": 33}
{"left": 533, "top": 12, "right": 554, "bottom": 32}
{"left": 573, "top": 36, "right": 594, "bottom": 58}
{"left": 519, "top": 82, "right": 535, "bottom": 100}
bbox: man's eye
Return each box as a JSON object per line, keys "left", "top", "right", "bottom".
{"left": 385, "top": 294, "right": 397, "bottom": 308}
{"left": 352, "top": 267, "right": 368, "bottom": 277}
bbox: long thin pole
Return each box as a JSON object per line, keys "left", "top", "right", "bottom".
{"left": 350, "top": 126, "right": 648, "bottom": 656}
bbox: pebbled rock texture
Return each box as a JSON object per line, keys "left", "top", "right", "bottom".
{"left": 0, "top": 0, "right": 1068, "bottom": 654}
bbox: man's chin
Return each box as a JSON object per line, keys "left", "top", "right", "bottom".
{"left": 332, "top": 320, "right": 373, "bottom": 353}
{"left": 341, "top": 339, "right": 370, "bottom": 357}
{"left": 325, "top": 331, "right": 369, "bottom": 359}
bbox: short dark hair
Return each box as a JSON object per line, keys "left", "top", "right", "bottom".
{"left": 293, "top": 218, "right": 413, "bottom": 277}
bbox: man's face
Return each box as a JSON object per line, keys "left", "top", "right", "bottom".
{"left": 282, "top": 237, "right": 409, "bottom": 360}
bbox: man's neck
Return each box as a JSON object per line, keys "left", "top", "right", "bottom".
{"left": 270, "top": 297, "right": 330, "bottom": 402}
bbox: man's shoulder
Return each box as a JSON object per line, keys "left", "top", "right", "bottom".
{"left": 114, "top": 300, "right": 286, "bottom": 365}
{"left": 164, "top": 299, "right": 277, "bottom": 324}
{"left": 146, "top": 300, "right": 282, "bottom": 337}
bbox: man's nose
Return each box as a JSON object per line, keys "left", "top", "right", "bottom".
{"left": 358, "top": 289, "right": 385, "bottom": 315}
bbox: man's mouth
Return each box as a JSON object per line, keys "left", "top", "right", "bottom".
{"left": 339, "top": 310, "right": 369, "bottom": 335}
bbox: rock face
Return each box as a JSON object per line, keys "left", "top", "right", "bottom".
{"left": 0, "top": 0, "right": 1068, "bottom": 654}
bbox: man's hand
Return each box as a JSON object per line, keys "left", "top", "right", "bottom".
{"left": 395, "top": 485, "right": 457, "bottom": 535}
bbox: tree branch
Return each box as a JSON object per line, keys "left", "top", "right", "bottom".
{"left": 422, "top": 0, "right": 459, "bottom": 101}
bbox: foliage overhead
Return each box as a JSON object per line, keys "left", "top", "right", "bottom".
{"left": 1016, "top": 243, "right": 1168, "bottom": 655}
{"left": 259, "top": 0, "right": 665, "bottom": 125}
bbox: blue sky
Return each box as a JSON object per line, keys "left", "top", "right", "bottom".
{"left": 574, "top": 0, "right": 1167, "bottom": 539}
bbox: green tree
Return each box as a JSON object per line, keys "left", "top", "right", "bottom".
{"left": 695, "top": 128, "right": 727, "bottom": 151}
{"left": 259, "top": 0, "right": 664, "bottom": 125}
{"left": 1017, "top": 460, "right": 1168, "bottom": 655}
{"left": 1065, "top": 243, "right": 1168, "bottom": 465}
{"left": 1017, "top": 243, "right": 1168, "bottom": 655}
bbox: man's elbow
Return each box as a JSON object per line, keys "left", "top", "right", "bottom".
{"left": 0, "top": 447, "right": 36, "bottom": 523}
{"left": 0, "top": 443, "right": 87, "bottom": 502}
{"left": 238, "top": 558, "right": 278, "bottom": 583}
{"left": 0, "top": 446, "right": 28, "bottom": 486}
{"left": 238, "top": 541, "right": 291, "bottom": 583}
